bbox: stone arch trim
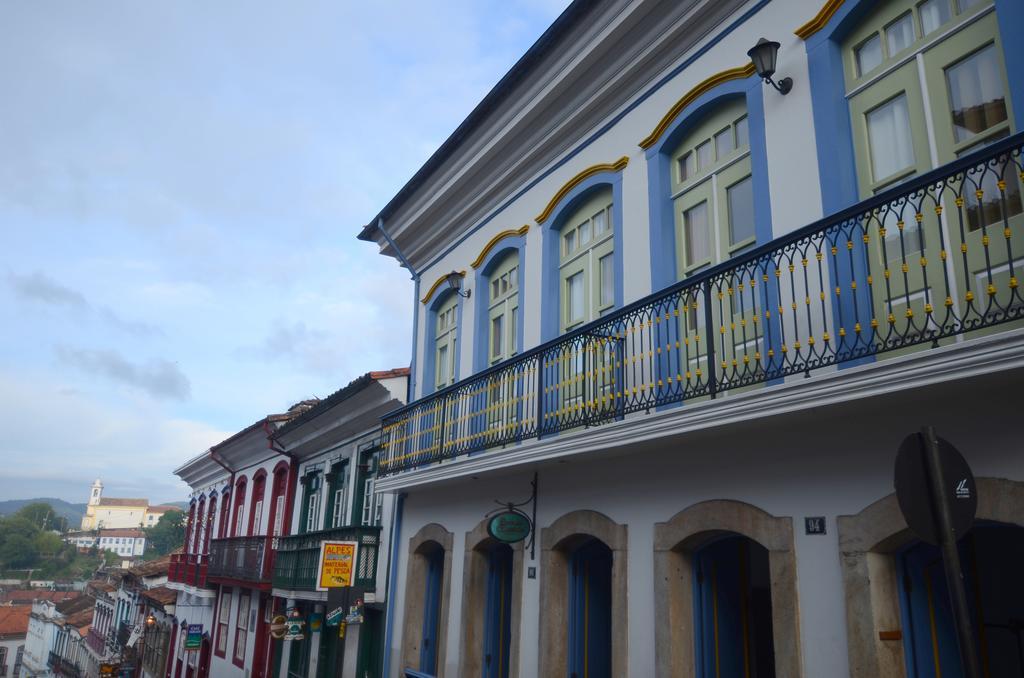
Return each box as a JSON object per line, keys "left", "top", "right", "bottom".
{"left": 652, "top": 500, "right": 801, "bottom": 678}
{"left": 401, "top": 523, "right": 454, "bottom": 677}
{"left": 538, "top": 510, "right": 628, "bottom": 678}
{"left": 838, "top": 477, "right": 1024, "bottom": 678}
{"left": 458, "top": 518, "right": 525, "bottom": 678}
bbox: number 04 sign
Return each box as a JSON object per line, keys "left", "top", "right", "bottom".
{"left": 316, "top": 541, "right": 359, "bottom": 590}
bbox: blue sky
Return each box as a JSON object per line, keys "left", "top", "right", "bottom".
{"left": 0, "top": 1, "right": 569, "bottom": 504}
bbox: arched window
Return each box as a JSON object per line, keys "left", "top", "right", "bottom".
{"left": 218, "top": 489, "right": 231, "bottom": 539}
{"left": 558, "top": 187, "right": 615, "bottom": 333}
{"left": 486, "top": 251, "right": 520, "bottom": 366}
{"left": 841, "top": 0, "right": 1022, "bottom": 324}
{"left": 247, "top": 472, "right": 266, "bottom": 536}
{"left": 434, "top": 293, "right": 459, "bottom": 391}
{"left": 232, "top": 478, "right": 247, "bottom": 537}
{"left": 671, "top": 98, "right": 754, "bottom": 278}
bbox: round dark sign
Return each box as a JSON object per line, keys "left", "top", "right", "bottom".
{"left": 894, "top": 432, "right": 977, "bottom": 545}
{"left": 487, "top": 510, "right": 531, "bottom": 544}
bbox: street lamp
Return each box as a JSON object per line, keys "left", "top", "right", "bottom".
{"left": 145, "top": 614, "right": 156, "bottom": 628}
{"left": 747, "top": 38, "right": 792, "bottom": 95}
{"left": 445, "top": 271, "right": 470, "bottom": 298}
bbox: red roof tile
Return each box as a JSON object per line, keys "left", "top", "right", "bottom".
{"left": 0, "top": 606, "right": 30, "bottom": 637}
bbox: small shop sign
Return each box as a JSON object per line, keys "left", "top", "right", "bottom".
{"left": 184, "top": 624, "right": 203, "bottom": 651}
{"left": 487, "top": 510, "right": 531, "bottom": 544}
{"left": 316, "top": 541, "right": 359, "bottom": 590}
{"left": 269, "top": 614, "right": 287, "bottom": 639}
{"left": 284, "top": 608, "right": 305, "bottom": 641}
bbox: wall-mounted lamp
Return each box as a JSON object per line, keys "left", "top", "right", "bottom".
{"left": 445, "top": 271, "right": 470, "bottom": 298}
{"left": 747, "top": 38, "right": 792, "bottom": 95}
{"left": 145, "top": 613, "right": 156, "bottom": 628}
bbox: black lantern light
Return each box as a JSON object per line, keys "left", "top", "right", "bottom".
{"left": 145, "top": 613, "right": 156, "bottom": 628}
{"left": 747, "top": 38, "right": 792, "bottom": 95}
{"left": 445, "top": 271, "right": 470, "bottom": 298}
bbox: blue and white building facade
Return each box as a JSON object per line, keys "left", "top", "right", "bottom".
{"left": 361, "top": 1, "right": 1024, "bottom": 677}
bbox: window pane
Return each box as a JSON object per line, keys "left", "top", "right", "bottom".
{"left": 564, "top": 229, "right": 576, "bottom": 256}
{"left": 679, "top": 152, "right": 695, "bottom": 181}
{"left": 599, "top": 254, "right": 614, "bottom": 307}
{"left": 727, "top": 176, "right": 755, "bottom": 246}
{"left": 508, "top": 266, "right": 518, "bottom": 290}
{"left": 866, "top": 94, "right": 915, "bottom": 181}
{"left": 491, "top": 279, "right": 500, "bottom": 301}
{"left": 509, "top": 307, "right": 517, "bottom": 355}
{"left": 436, "top": 344, "right": 448, "bottom": 383}
{"left": 683, "top": 201, "right": 711, "bottom": 267}
{"left": 500, "top": 273, "right": 509, "bottom": 294}
{"left": 579, "top": 219, "right": 591, "bottom": 246}
{"left": 696, "top": 141, "right": 712, "bottom": 170}
{"left": 735, "top": 116, "right": 749, "bottom": 148}
{"left": 946, "top": 45, "right": 1007, "bottom": 143}
{"left": 593, "top": 208, "right": 607, "bottom": 235}
{"left": 567, "top": 272, "right": 584, "bottom": 322}
{"left": 714, "top": 127, "right": 735, "bottom": 158}
{"left": 886, "top": 13, "right": 915, "bottom": 56}
{"left": 957, "top": 0, "right": 983, "bottom": 11}
{"left": 855, "top": 34, "right": 883, "bottom": 76}
{"left": 919, "top": 0, "right": 951, "bottom": 35}
{"left": 491, "top": 315, "right": 503, "bottom": 358}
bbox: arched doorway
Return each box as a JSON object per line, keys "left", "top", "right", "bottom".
{"left": 839, "top": 477, "right": 1024, "bottom": 678}
{"left": 898, "top": 523, "right": 1024, "bottom": 677}
{"left": 460, "top": 517, "right": 524, "bottom": 678}
{"left": 692, "top": 535, "right": 775, "bottom": 678}
{"left": 539, "top": 510, "right": 628, "bottom": 678}
{"left": 568, "top": 538, "right": 612, "bottom": 678}
{"left": 653, "top": 500, "right": 800, "bottom": 678}
{"left": 400, "top": 523, "right": 453, "bottom": 677}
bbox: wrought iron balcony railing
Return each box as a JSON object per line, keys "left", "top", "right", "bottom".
{"left": 168, "top": 552, "right": 210, "bottom": 588}
{"left": 48, "top": 651, "right": 81, "bottom": 677}
{"left": 208, "top": 536, "right": 272, "bottom": 584}
{"left": 381, "top": 133, "right": 1024, "bottom": 476}
{"left": 272, "top": 526, "right": 381, "bottom": 592}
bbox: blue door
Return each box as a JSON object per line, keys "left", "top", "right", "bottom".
{"left": 899, "top": 524, "right": 1024, "bottom": 678}
{"left": 568, "top": 539, "right": 612, "bottom": 678}
{"left": 694, "top": 535, "right": 775, "bottom": 678}
{"left": 482, "top": 544, "right": 513, "bottom": 678}
{"left": 420, "top": 545, "right": 444, "bottom": 675}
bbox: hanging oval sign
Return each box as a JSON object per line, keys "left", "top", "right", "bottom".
{"left": 487, "top": 510, "right": 531, "bottom": 544}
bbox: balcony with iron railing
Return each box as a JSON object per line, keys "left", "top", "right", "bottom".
{"left": 272, "top": 526, "right": 381, "bottom": 592}
{"left": 168, "top": 551, "right": 210, "bottom": 589}
{"left": 208, "top": 536, "right": 273, "bottom": 585}
{"left": 84, "top": 626, "right": 108, "bottom": 657}
{"left": 48, "top": 651, "right": 82, "bottom": 678}
{"left": 380, "top": 134, "right": 1024, "bottom": 477}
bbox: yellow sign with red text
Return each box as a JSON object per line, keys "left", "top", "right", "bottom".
{"left": 316, "top": 541, "right": 359, "bottom": 590}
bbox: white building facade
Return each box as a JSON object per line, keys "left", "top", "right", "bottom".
{"left": 360, "top": 1, "right": 1024, "bottom": 677}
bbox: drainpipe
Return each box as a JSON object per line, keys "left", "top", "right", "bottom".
{"left": 377, "top": 217, "right": 420, "bottom": 402}
{"left": 380, "top": 492, "right": 406, "bottom": 678}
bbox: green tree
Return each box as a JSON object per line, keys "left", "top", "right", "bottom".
{"left": 33, "top": 531, "right": 63, "bottom": 557}
{"left": 0, "top": 534, "right": 39, "bottom": 569}
{"left": 15, "top": 502, "right": 67, "bottom": 532}
{"left": 144, "top": 510, "right": 185, "bottom": 556}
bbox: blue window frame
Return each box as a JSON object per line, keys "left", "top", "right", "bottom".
{"left": 568, "top": 539, "right": 612, "bottom": 678}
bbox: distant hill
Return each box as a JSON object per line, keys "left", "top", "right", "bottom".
{"left": 0, "top": 498, "right": 87, "bottom": 526}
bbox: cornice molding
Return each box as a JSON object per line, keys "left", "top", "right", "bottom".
{"left": 639, "top": 63, "right": 756, "bottom": 150}
{"left": 535, "top": 157, "right": 629, "bottom": 224}
{"left": 420, "top": 270, "right": 466, "bottom": 305}
{"left": 470, "top": 225, "right": 530, "bottom": 269}
{"left": 794, "top": 0, "right": 845, "bottom": 40}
